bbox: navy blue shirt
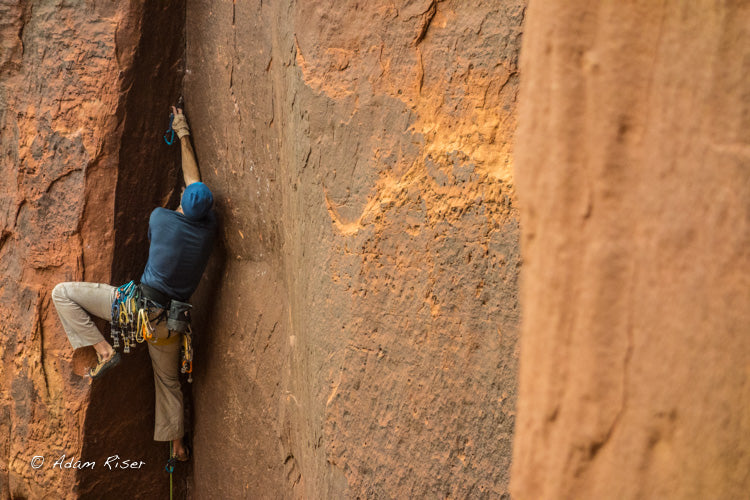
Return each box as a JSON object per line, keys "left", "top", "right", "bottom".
{"left": 140, "top": 207, "right": 217, "bottom": 302}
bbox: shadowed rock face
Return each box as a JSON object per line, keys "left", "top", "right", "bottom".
{"left": 185, "top": 0, "right": 523, "bottom": 498}
{"left": 512, "top": 2, "right": 750, "bottom": 499}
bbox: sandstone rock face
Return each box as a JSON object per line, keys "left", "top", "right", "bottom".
{"left": 0, "top": 2, "right": 123, "bottom": 496}
{"left": 186, "top": 0, "right": 523, "bottom": 497}
{"left": 2, "top": 0, "right": 523, "bottom": 497}
{"left": 512, "top": 2, "right": 750, "bottom": 499}
{"left": 1, "top": 1, "right": 183, "bottom": 497}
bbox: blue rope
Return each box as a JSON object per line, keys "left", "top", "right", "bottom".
{"left": 164, "top": 113, "right": 175, "bottom": 145}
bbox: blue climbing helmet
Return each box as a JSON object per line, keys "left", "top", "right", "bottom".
{"left": 181, "top": 182, "right": 213, "bottom": 221}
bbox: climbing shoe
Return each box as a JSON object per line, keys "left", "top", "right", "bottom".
{"left": 88, "top": 351, "right": 121, "bottom": 379}
{"left": 175, "top": 447, "right": 190, "bottom": 462}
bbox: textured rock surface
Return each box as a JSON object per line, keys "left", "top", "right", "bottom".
{"left": 512, "top": 2, "right": 750, "bottom": 499}
{"left": 2, "top": 0, "right": 523, "bottom": 497}
{"left": 0, "top": 1, "right": 184, "bottom": 498}
{"left": 186, "top": 0, "right": 523, "bottom": 498}
{"left": 76, "top": 1, "right": 187, "bottom": 498}
{"left": 0, "top": 2, "right": 122, "bottom": 496}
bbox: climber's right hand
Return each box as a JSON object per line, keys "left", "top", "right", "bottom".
{"left": 171, "top": 106, "right": 190, "bottom": 139}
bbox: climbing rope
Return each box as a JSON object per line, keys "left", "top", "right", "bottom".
{"left": 165, "top": 441, "right": 175, "bottom": 499}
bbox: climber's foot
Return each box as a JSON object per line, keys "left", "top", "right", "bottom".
{"left": 87, "top": 350, "right": 121, "bottom": 379}
{"left": 172, "top": 439, "right": 190, "bottom": 462}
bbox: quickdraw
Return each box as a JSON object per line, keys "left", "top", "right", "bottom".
{"left": 137, "top": 308, "right": 154, "bottom": 342}
{"left": 163, "top": 113, "right": 175, "bottom": 145}
{"left": 110, "top": 281, "right": 164, "bottom": 352}
{"left": 110, "top": 281, "right": 141, "bottom": 353}
{"left": 164, "top": 98, "right": 184, "bottom": 146}
{"left": 181, "top": 326, "right": 194, "bottom": 383}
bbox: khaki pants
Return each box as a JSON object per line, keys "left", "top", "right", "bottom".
{"left": 51, "top": 282, "right": 184, "bottom": 442}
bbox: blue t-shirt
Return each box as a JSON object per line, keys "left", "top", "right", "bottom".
{"left": 140, "top": 207, "right": 217, "bottom": 302}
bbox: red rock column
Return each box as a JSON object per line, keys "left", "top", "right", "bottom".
{"left": 0, "top": 2, "right": 129, "bottom": 497}
{"left": 512, "top": 2, "right": 750, "bottom": 499}
{"left": 0, "top": 1, "right": 184, "bottom": 497}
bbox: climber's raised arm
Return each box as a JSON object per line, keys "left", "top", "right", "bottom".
{"left": 171, "top": 106, "right": 201, "bottom": 186}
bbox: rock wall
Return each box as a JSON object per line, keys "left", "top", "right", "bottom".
{"left": 1, "top": 1, "right": 124, "bottom": 497}
{"left": 511, "top": 2, "right": 750, "bottom": 499}
{"left": 1, "top": 0, "right": 524, "bottom": 497}
{"left": 185, "top": 0, "right": 523, "bottom": 498}
{"left": 0, "top": 1, "right": 184, "bottom": 498}
{"left": 7, "top": 1, "right": 742, "bottom": 497}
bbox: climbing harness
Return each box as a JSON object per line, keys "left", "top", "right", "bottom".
{"left": 109, "top": 281, "right": 196, "bottom": 382}
{"left": 163, "top": 113, "right": 176, "bottom": 145}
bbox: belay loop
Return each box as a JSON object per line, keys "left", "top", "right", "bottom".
{"left": 164, "top": 113, "right": 175, "bottom": 145}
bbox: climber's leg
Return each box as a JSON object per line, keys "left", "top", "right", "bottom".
{"left": 147, "top": 332, "right": 184, "bottom": 446}
{"left": 52, "top": 282, "right": 116, "bottom": 350}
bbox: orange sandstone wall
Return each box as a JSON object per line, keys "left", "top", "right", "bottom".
{"left": 1, "top": 0, "right": 524, "bottom": 497}
{"left": 0, "top": 1, "right": 184, "bottom": 497}
{"left": 0, "top": 2, "right": 126, "bottom": 496}
{"left": 512, "top": 2, "right": 750, "bottom": 499}
{"left": 186, "top": 0, "right": 524, "bottom": 497}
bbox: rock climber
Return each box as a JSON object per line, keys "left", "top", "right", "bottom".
{"left": 51, "top": 106, "right": 215, "bottom": 463}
